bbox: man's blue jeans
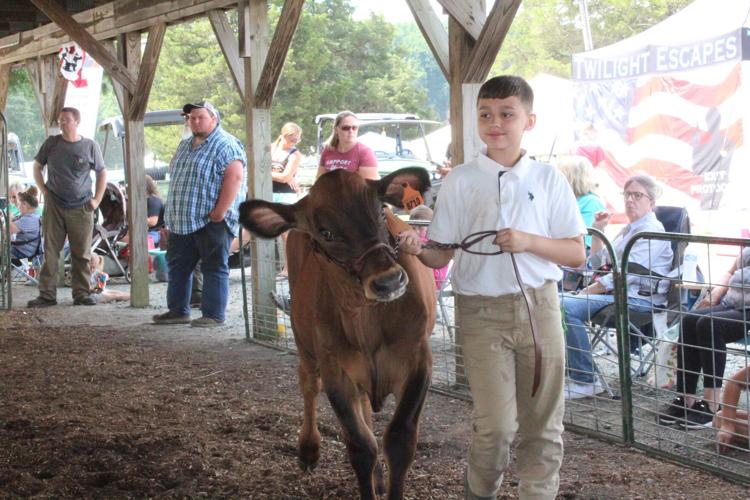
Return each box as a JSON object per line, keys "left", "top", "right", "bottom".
{"left": 166, "top": 222, "right": 233, "bottom": 321}
{"left": 560, "top": 293, "right": 653, "bottom": 384}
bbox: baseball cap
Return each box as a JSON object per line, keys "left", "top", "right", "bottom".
{"left": 182, "top": 100, "right": 220, "bottom": 120}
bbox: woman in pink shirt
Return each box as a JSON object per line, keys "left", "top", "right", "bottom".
{"left": 316, "top": 110, "right": 378, "bottom": 180}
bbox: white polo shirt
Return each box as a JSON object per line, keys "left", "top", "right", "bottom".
{"left": 428, "top": 152, "right": 586, "bottom": 297}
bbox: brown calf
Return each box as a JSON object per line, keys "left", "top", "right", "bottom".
{"left": 239, "top": 168, "right": 435, "bottom": 499}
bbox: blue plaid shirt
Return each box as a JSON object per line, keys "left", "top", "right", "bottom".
{"left": 165, "top": 125, "right": 247, "bottom": 236}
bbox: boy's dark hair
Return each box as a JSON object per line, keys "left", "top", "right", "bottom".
{"left": 477, "top": 76, "right": 534, "bottom": 112}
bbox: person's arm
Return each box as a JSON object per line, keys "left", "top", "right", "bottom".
{"left": 272, "top": 151, "right": 301, "bottom": 184}
{"left": 399, "top": 229, "right": 454, "bottom": 269}
{"left": 588, "top": 210, "right": 611, "bottom": 257}
{"left": 697, "top": 258, "right": 737, "bottom": 308}
{"left": 33, "top": 161, "right": 48, "bottom": 197}
{"left": 717, "top": 366, "right": 750, "bottom": 452}
{"left": 494, "top": 229, "right": 586, "bottom": 268}
{"left": 358, "top": 144, "right": 379, "bottom": 180}
{"left": 209, "top": 160, "right": 244, "bottom": 222}
{"left": 357, "top": 166, "right": 379, "bottom": 180}
{"left": 89, "top": 168, "right": 107, "bottom": 210}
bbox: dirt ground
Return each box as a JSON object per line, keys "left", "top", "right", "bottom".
{"left": 1, "top": 279, "right": 749, "bottom": 499}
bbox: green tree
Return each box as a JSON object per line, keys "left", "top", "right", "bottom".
{"left": 490, "top": 0, "right": 694, "bottom": 79}
{"left": 6, "top": 68, "right": 45, "bottom": 161}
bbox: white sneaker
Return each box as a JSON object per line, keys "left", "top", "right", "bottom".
{"left": 564, "top": 380, "right": 604, "bottom": 400}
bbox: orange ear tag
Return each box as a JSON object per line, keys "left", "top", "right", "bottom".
{"left": 401, "top": 183, "right": 424, "bottom": 211}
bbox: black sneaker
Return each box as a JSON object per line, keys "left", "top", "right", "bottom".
{"left": 679, "top": 400, "right": 716, "bottom": 430}
{"left": 657, "top": 396, "right": 687, "bottom": 425}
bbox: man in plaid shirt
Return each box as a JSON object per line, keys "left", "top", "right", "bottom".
{"left": 153, "top": 101, "right": 247, "bottom": 327}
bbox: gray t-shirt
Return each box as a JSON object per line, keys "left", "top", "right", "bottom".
{"left": 35, "top": 135, "right": 105, "bottom": 208}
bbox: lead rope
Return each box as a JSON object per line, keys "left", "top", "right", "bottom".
{"left": 423, "top": 237, "right": 542, "bottom": 397}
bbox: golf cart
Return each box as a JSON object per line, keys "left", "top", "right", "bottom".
{"left": 297, "top": 113, "right": 446, "bottom": 196}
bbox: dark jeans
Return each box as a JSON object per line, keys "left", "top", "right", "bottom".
{"left": 166, "top": 222, "right": 232, "bottom": 321}
{"left": 676, "top": 305, "right": 749, "bottom": 393}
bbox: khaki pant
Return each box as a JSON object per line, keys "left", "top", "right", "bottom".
{"left": 38, "top": 196, "right": 94, "bottom": 301}
{"left": 458, "top": 280, "right": 565, "bottom": 500}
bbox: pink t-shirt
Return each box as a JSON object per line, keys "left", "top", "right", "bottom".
{"left": 319, "top": 143, "right": 377, "bottom": 173}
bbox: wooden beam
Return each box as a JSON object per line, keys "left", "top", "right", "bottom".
{"left": 406, "top": 0, "right": 448, "bottom": 79}
{"left": 120, "top": 31, "right": 149, "bottom": 307}
{"left": 436, "top": 0, "right": 485, "bottom": 40}
{"left": 463, "top": 0, "right": 522, "bottom": 83}
{"left": 238, "top": 0, "right": 252, "bottom": 58}
{"left": 0, "top": 64, "right": 10, "bottom": 113}
{"left": 102, "top": 38, "right": 125, "bottom": 114}
{"left": 448, "top": 17, "right": 474, "bottom": 167}
{"left": 0, "top": 1, "right": 237, "bottom": 66}
{"left": 127, "top": 23, "right": 165, "bottom": 121}
{"left": 243, "top": 0, "right": 268, "bottom": 93}
{"left": 29, "top": 0, "right": 138, "bottom": 93}
{"left": 254, "top": 0, "right": 304, "bottom": 108}
{"left": 208, "top": 9, "right": 245, "bottom": 100}
{"left": 25, "top": 54, "right": 61, "bottom": 134}
{"left": 50, "top": 70, "right": 68, "bottom": 126}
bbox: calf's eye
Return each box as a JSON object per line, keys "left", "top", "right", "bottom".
{"left": 320, "top": 229, "right": 334, "bottom": 241}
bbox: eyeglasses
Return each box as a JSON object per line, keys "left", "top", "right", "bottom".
{"left": 286, "top": 135, "right": 301, "bottom": 143}
{"left": 622, "top": 191, "right": 651, "bottom": 201}
{"left": 339, "top": 125, "right": 358, "bottom": 132}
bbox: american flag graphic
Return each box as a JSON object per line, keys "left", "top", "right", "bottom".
{"left": 572, "top": 28, "right": 747, "bottom": 221}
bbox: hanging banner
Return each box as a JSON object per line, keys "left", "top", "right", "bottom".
{"left": 59, "top": 43, "right": 88, "bottom": 88}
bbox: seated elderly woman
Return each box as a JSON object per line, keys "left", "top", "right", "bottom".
{"left": 561, "top": 174, "right": 673, "bottom": 399}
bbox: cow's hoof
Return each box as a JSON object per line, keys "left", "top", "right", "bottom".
{"left": 298, "top": 444, "right": 320, "bottom": 472}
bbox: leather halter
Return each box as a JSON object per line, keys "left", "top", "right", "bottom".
{"left": 311, "top": 233, "right": 400, "bottom": 280}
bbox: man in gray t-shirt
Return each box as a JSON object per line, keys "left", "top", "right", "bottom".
{"left": 28, "top": 106, "right": 107, "bottom": 308}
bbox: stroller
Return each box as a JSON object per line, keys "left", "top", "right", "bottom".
{"left": 90, "top": 182, "right": 129, "bottom": 281}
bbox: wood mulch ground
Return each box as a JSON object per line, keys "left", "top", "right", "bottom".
{"left": 1, "top": 299, "right": 749, "bottom": 498}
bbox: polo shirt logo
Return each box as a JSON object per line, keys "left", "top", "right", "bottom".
{"left": 528, "top": 191, "right": 535, "bottom": 201}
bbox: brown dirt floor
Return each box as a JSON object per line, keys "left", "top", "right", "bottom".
{"left": 1, "top": 287, "right": 749, "bottom": 498}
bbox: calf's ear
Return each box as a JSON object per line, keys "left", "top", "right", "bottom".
{"left": 239, "top": 199, "right": 298, "bottom": 238}
{"left": 375, "top": 167, "right": 431, "bottom": 209}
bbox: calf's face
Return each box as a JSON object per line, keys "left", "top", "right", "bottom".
{"left": 239, "top": 168, "right": 431, "bottom": 302}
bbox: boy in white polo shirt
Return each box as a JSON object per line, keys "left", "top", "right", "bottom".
{"left": 400, "top": 75, "right": 586, "bottom": 499}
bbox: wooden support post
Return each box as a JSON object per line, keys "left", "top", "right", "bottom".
{"left": 447, "top": 17, "right": 473, "bottom": 167}
{"left": 121, "top": 31, "right": 149, "bottom": 307}
{"left": 0, "top": 64, "right": 10, "bottom": 113}
{"left": 242, "top": 0, "right": 275, "bottom": 339}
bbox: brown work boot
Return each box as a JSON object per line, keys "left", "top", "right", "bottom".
{"left": 27, "top": 296, "right": 57, "bottom": 308}
{"left": 152, "top": 311, "right": 191, "bottom": 325}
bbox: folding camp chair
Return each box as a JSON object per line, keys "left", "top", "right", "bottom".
{"left": 587, "top": 206, "right": 690, "bottom": 392}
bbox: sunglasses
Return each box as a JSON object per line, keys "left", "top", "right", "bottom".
{"left": 339, "top": 125, "right": 358, "bottom": 131}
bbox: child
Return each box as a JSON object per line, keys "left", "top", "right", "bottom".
{"left": 89, "top": 254, "right": 130, "bottom": 303}
{"left": 715, "top": 365, "right": 750, "bottom": 453}
{"left": 399, "top": 75, "right": 586, "bottom": 499}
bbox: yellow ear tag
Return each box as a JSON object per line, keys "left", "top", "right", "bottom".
{"left": 401, "top": 183, "right": 424, "bottom": 211}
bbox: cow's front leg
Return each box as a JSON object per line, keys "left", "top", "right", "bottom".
{"left": 383, "top": 363, "right": 431, "bottom": 500}
{"left": 360, "top": 393, "right": 385, "bottom": 497}
{"left": 297, "top": 355, "right": 321, "bottom": 471}
{"left": 326, "top": 378, "right": 378, "bottom": 500}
